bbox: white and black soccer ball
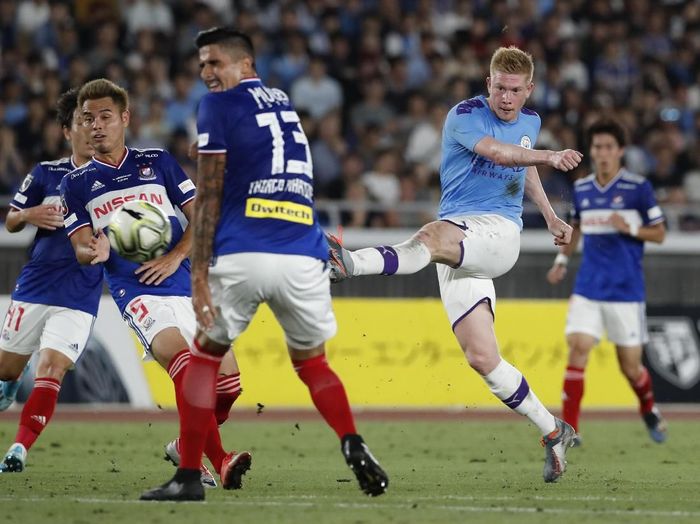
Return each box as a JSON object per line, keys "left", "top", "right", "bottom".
{"left": 107, "top": 201, "right": 172, "bottom": 263}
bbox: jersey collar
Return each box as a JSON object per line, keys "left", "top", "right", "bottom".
{"left": 92, "top": 147, "right": 129, "bottom": 170}
{"left": 593, "top": 167, "right": 625, "bottom": 192}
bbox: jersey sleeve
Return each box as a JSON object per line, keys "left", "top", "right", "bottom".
{"left": 640, "top": 180, "right": 664, "bottom": 225}
{"left": 446, "top": 107, "right": 490, "bottom": 152}
{"left": 159, "top": 150, "right": 196, "bottom": 209}
{"left": 60, "top": 172, "right": 93, "bottom": 237}
{"left": 569, "top": 189, "right": 581, "bottom": 223}
{"left": 196, "top": 93, "right": 227, "bottom": 154}
{"left": 10, "top": 164, "right": 45, "bottom": 210}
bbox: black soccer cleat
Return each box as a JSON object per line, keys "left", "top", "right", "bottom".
{"left": 140, "top": 470, "right": 204, "bottom": 502}
{"left": 341, "top": 434, "right": 388, "bottom": 497}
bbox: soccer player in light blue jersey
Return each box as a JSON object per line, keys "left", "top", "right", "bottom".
{"left": 329, "top": 47, "right": 583, "bottom": 483}
{"left": 0, "top": 88, "right": 103, "bottom": 473}
{"left": 141, "top": 27, "right": 387, "bottom": 502}
{"left": 547, "top": 118, "right": 667, "bottom": 444}
{"left": 62, "top": 79, "right": 246, "bottom": 490}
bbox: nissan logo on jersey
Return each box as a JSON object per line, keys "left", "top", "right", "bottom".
{"left": 93, "top": 193, "right": 164, "bottom": 219}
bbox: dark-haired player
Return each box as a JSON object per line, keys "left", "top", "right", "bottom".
{"left": 547, "top": 118, "right": 667, "bottom": 444}
{"left": 141, "top": 27, "right": 388, "bottom": 501}
{"left": 0, "top": 88, "right": 103, "bottom": 472}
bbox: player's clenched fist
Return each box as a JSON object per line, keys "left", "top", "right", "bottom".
{"left": 549, "top": 149, "right": 583, "bottom": 172}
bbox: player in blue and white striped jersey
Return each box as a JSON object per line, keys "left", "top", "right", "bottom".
{"left": 61, "top": 78, "right": 245, "bottom": 489}
{"left": 547, "top": 118, "right": 667, "bottom": 444}
{"left": 0, "top": 88, "right": 103, "bottom": 473}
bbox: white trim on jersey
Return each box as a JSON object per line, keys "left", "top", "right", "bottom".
{"left": 66, "top": 222, "right": 92, "bottom": 238}
{"left": 197, "top": 149, "right": 227, "bottom": 154}
{"left": 91, "top": 147, "right": 130, "bottom": 170}
{"left": 579, "top": 208, "right": 642, "bottom": 235}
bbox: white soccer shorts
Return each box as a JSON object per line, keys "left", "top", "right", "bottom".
{"left": 122, "top": 295, "right": 196, "bottom": 353}
{"left": 205, "top": 252, "right": 337, "bottom": 349}
{"left": 441, "top": 214, "right": 521, "bottom": 278}
{"left": 436, "top": 214, "right": 520, "bottom": 329}
{"left": 0, "top": 300, "right": 95, "bottom": 363}
{"left": 565, "top": 294, "right": 648, "bottom": 347}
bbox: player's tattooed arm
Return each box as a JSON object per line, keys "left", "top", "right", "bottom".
{"left": 191, "top": 152, "right": 225, "bottom": 328}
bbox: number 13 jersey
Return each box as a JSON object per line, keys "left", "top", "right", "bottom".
{"left": 196, "top": 78, "right": 327, "bottom": 261}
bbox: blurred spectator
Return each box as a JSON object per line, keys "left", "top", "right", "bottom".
{"left": 0, "top": 0, "right": 699, "bottom": 231}
{"left": 291, "top": 54, "right": 343, "bottom": 120}
{"left": 310, "top": 111, "right": 347, "bottom": 196}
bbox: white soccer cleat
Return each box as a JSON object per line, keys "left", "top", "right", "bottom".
{"left": 0, "top": 443, "right": 27, "bottom": 473}
{"left": 163, "top": 438, "right": 217, "bottom": 488}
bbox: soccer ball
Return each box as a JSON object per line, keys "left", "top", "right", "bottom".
{"left": 107, "top": 201, "right": 172, "bottom": 263}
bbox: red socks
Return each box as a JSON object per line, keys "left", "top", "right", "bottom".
{"left": 631, "top": 366, "right": 655, "bottom": 414}
{"left": 215, "top": 372, "right": 241, "bottom": 426}
{"left": 168, "top": 348, "right": 225, "bottom": 472}
{"left": 15, "top": 377, "right": 60, "bottom": 450}
{"left": 293, "top": 354, "right": 356, "bottom": 439}
{"left": 562, "top": 366, "right": 585, "bottom": 432}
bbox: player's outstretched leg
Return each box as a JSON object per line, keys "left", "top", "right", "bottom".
{"left": 541, "top": 418, "right": 576, "bottom": 483}
{"left": 341, "top": 434, "right": 389, "bottom": 497}
{"left": 326, "top": 232, "right": 432, "bottom": 283}
{"left": 140, "top": 468, "right": 204, "bottom": 502}
{"left": 0, "top": 363, "right": 30, "bottom": 411}
{"left": 0, "top": 443, "right": 27, "bottom": 473}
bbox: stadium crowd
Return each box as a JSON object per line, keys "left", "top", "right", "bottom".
{"left": 1, "top": 0, "right": 700, "bottom": 229}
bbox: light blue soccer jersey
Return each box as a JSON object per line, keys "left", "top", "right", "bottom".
{"left": 571, "top": 169, "right": 664, "bottom": 302}
{"left": 10, "top": 158, "right": 102, "bottom": 316}
{"left": 60, "top": 148, "right": 195, "bottom": 313}
{"left": 196, "top": 77, "right": 327, "bottom": 261}
{"left": 438, "top": 95, "right": 541, "bottom": 229}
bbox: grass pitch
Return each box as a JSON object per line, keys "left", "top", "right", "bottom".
{"left": 0, "top": 417, "right": 698, "bottom": 523}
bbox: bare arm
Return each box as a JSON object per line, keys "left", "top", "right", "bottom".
{"left": 134, "top": 199, "right": 194, "bottom": 285}
{"left": 474, "top": 136, "right": 582, "bottom": 171}
{"left": 524, "top": 166, "right": 572, "bottom": 246}
{"left": 69, "top": 226, "right": 109, "bottom": 265}
{"left": 191, "top": 153, "right": 226, "bottom": 329}
{"left": 5, "top": 205, "right": 64, "bottom": 233}
{"left": 546, "top": 223, "right": 581, "bottom": 285}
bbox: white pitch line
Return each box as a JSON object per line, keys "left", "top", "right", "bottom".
{"left": 0, "top": 496, "right": 697, "bottom": 518}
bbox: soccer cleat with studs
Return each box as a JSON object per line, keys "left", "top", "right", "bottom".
{"left": 220, "top": 451, "right": 252, "bottom": 490}
{"left": 642, "top": 406, "right": 668, "bottom": 443}
{"left": 140, "top": 470, "right": 204, "bottom": 502}
{"left": 0, "top": 443, "right": 27, "bottom": 473}
{"left": 326, "top": 233, "right": 355, "bottom": 284}
{"left": 341, "top": 434, "right": 388, "bottom": 496}
{"left": 163, "top": 438, "right": 217, "bottom": 488}
{"left": 541, "top": 418, "right": 576, "bottom": 483}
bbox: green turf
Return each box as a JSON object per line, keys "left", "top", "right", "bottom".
{"left": 0, "top": 418, "right": 698, "bottom": 523}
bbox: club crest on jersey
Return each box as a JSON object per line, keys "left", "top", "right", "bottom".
{"left": 139, "top": 166, "right": 156, "bottom": 180}
{"left": 19, "top": 174, "right": 33, "bottom": 192}
{"left": 611, "top": 195, "right": 625, "bottom": 208}
{"left": 61, "top": 196, "right": 69, "bottom": 216}
{"left": 520, "top": 135, "right": 532, "bottom": 149}
{"left": 581, "top": 198, "right": 590, "bottom": 208}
